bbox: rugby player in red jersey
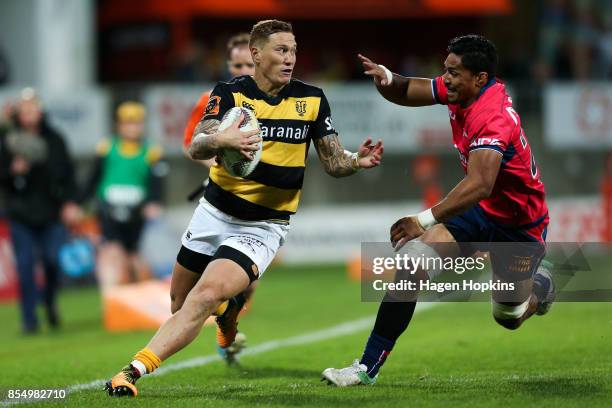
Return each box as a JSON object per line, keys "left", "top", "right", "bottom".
{"left": 323, "top": 35, "right": 554, "bottom": 386}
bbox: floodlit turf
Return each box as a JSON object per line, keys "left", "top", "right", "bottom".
{"left": 1, "top": 263, "right": 611, "bottom": 407}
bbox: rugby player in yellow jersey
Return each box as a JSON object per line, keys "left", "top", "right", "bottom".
{"left": 104, "top": 19, "right": 383, "bottom": 397}
{"left": 183, "top": 32, "right": 256, "bottom": 365}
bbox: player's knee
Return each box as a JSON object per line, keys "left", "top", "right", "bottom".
{"left": 188, "top": 282, "right": 228, "bottom": 311}
{"left": 492, "top": 300, "right": 528, "bottom": 330}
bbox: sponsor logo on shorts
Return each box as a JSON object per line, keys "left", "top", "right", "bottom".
{"left": 236, "top": 236, "right": 264, "bottom": 255}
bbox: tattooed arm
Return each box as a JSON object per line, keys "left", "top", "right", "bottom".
{"left": 313, "top": 134, "right": 359, "bottom": 178}
{"left": 188, "top": 119, "right": 221, "bottom": 160}
{"left": 314, "top": 134, "right": 384, "bottom": 178}
{"left": 189, "top": 115, "right": 261, "bottom": 161}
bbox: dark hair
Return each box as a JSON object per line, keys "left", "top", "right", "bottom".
{"left": 226, "top": 33, "right": 250, "bottom": 59}
{"left": 447, "top": 34, "right": 498, "bottom": 78}
{"left": 249, "top": 20, "right": 293, "bottom": 48}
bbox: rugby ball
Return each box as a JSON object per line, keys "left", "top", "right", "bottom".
{"left": 218, "top": 107, "right": 262, "bottom": 177}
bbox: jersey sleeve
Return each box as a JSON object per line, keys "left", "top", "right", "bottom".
{"left": 467, "top": 113, "right": 512, "bottom": 156}
{"left": 201, "top": 83, "right": 235, "bottom": 122}
{"left": 183, "top": 92, "right": 210, "bottom": 148}
{"left": 310, "top": 91, "right": 337, "bottom": 139}
{"left": 432, "top": 76, "right": 449, "bottom": 105}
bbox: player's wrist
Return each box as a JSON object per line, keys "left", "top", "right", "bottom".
{"left": 378, "top": 65, "right": 393, "bottom": 86}
{"left": 207, "top": 132, "right": 225, "bottom": 150}
{"left": 345, "top": 150, "right": 361, "bottom": 171}
{"left": 416, "top": 208, "right": 438, "bottom": 231}
{"left": 194, "top": 132, "right": 217, "bottom": 149}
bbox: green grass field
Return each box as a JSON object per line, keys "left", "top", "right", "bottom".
{"left": 1, "top": 263, "right": 611, "bottom": 407}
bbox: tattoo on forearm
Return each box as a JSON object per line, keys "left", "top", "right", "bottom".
{"left": 189, "top": 119, "right": 220, "bottom": 160}
{"left": 193, "top": 118, "right": 220, "bottom": 137}
{"left": 314, "top": 134, "right": 356, "bottom": 178}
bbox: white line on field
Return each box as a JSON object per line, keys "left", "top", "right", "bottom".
{"left": 2, "top": 303, "right": 436, "bottom": 406}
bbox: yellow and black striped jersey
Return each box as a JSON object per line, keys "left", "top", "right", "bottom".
{"left": 202, "top": 75, "right": 337, "bottom": 222}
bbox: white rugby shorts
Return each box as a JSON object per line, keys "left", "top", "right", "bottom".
{"left": 181, "top": 198, "right": 290, "bottom": 277}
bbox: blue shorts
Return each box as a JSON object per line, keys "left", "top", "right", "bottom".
{"left": 444, "top": 205, "right": 548, "bottom": 280}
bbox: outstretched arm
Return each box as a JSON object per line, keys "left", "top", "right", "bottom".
{"left": 358, "top": 54, "right": 436, "bottom": 107}
{"left": 313, "top": 134, "right": 383, "bottom": 178}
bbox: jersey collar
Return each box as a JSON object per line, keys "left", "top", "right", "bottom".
{"left": 478, "top": 78, "right": 496, "bottom": 98}
{"left": 460, "top": 78, "right": 497, "bottom": 112}
{"left": 245, "top": 76, "right": 293, "bottom": 105}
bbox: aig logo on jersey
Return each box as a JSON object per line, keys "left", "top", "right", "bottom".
{"left": 295, "top": 100, "right": 307, "bottom": 116}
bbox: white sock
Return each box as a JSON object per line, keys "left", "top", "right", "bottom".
{"left": 131, "top": 360, "right": 147, "bottom": 377}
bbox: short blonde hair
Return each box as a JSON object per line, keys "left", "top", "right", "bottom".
{"left": 116, "top": 101, "right": 145, "bottom": 122}
{"left": 249, "top": 20, "right": 292, "bottom": 48}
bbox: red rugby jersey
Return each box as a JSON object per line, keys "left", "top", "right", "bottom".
{"left": 432, "top": 77, "right": 548, "bottom": 232}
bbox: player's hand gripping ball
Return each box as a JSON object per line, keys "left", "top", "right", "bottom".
{"left": 218, "top": 107, "right": 262, "bottom": 177}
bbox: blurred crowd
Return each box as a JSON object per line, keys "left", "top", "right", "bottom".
{"left": 533, "top": 0, "right": 612, "bottom": 81}
{"left": 0, "top": 90, "right": 166, "bottom": 334}
{"left": 166, "top": 1, "right": 612, "bottom": 84}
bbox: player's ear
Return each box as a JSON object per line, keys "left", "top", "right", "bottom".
{"left": 251, "top": 46, "right": 261, "bottom": 65}
{"left": 475, "top": 72, "right": 488, "bottom": 88}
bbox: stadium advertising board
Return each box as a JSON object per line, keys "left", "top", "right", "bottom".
{"left": 545, "top": 83, "right": 612, "bottom": 149}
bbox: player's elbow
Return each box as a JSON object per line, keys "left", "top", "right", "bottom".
{"left": 476, "top": 185, "right": 494, "bottom": 200}
{"left": 477, "top": 184, "right": 493, "bottom": 199}
{"left": 183, "top": 145, "right": 195, "bottom": 161}
{"left": 324, "top": 166, "right": 350, "bottom": 178}
{"left": 187, "top": 143, "right": 199, "bottom": 160}
{"left": 472, "top": 178, "right": 495, "bottom": 200}
{"left": 326, "top": 169, "right": 343, "bottom": 178}
{"left": 188, "top": 141, "right": 207, "bottom": 161}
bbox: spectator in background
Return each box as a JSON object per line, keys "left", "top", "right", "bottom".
{"left": 78, "top": 102, "right": 166, "bottom": 290}
{"left": 173, "top": 42, "right": 209, "bottom": 82}
{"left": 535, "top": 0, "right": 612, "bottom": 80}
{"left": 0, "top": 88, "right": 80, "bottom": 334}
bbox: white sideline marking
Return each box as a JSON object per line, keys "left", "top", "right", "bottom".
{"left": 2, "top": 303, "right": 436, "bottom": 406}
